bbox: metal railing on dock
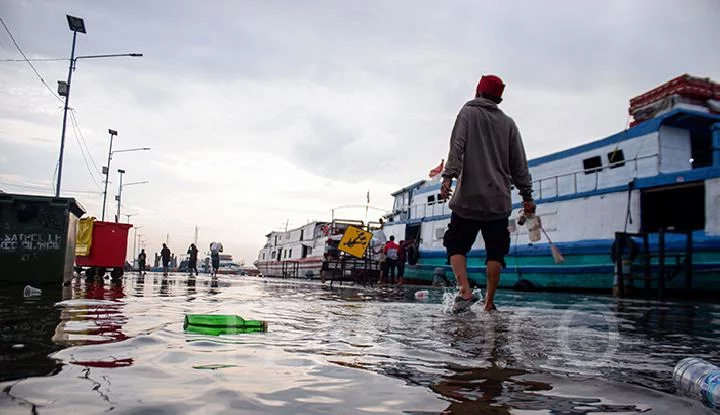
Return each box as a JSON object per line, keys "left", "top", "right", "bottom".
{"left": 613, "top": 229, "right": 693, "bottom": 299}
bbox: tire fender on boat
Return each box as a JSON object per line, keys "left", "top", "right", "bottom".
{"left": 407, "top": 244, "right": 420, "bottom": 265}
{"left": 610, "top": 235, "right": 638, "bottom": 262}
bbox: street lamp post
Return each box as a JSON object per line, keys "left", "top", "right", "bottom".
{"left": 103, "top": 145, "right": 150, "bottom": 220}
{"left": 121, "top": 213, "right": 137, "bottom": 223}
{"left": 116, "top": 177, "right": 149, "bottom": 223}
{"left": 101, "top": 129, "right": 117, "bottom": 221}
{"left": 132, "top": 226, "right": 143, "bottom": 268}
{"left": 54, "top": 14, "right": 142, "bottom": 197}
{"left": 54, "top": 15, "right": 84, "bottom": 198}
{"left": 115, "top": 169, "right": 125, "bottom": 222}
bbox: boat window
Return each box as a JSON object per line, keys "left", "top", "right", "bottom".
{"left": 289, "top": 249, "right": 292, "bottom": 258}
{"left": 427, "top": 195, "right": 435, "bottom": 205}
{"left": 607, "top": 149, "right": 625, "bottom": 168}
{"left": 436, "top": 193, "right": 444, "bottom": 203}
{"left": 300, "top": 230, "right": 304, "bottom": 240}
{"left": 691, "top": 129, "right": 712, "bottom": 169}
{"left": 583, "top": 156, "right": 603, "bottom": 174}
{"left": 262, "top": 253, "right": 265, "bottom": 260}
{"left": 271, "top": 251, "right": 276, "bottom": 258}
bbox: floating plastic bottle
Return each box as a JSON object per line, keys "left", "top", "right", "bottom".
{"left": 673, "top": 357, "right": 720, "bottom": 409}
{"left": 184, "top": 314, "right": 267, "bottom": 335}
{"left": 23, "top": 285, "right": 42, "bottom": 297}
{"left": 525, "top": 214, "right": 542, "bottom": 242}
{"left": 414, "top": 290, "right": 429, "bottom": 300}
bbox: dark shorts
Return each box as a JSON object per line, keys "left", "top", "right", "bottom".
{"left": 211, "top": 254, "right": 220, "bottom": 269}
{"left": 443, "top": 213, "right": 510, "bottom": 267}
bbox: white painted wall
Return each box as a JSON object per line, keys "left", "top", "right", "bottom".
{"left": 706, "top": 178, "right": 720, "bottom": 236}
{"left": 658, "top": 126, "right": 692, "bottom": 173}
{"left": 409, "top": 188, "right": 642, "bottom": 253}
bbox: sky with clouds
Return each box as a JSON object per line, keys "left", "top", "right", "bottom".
{"left": 1, "top": 0, "right": 718, "bottom": 263}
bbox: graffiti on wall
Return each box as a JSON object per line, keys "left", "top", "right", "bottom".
{"left": 0, "top": 233, "right": 62, "bottom": 252}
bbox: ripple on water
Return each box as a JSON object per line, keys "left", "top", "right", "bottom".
{"left": 0, "top": 275, "right": 718, "bottom": 414}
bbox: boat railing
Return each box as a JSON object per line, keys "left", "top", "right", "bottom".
{"left": 530, "top": 153, "right": 659, "bottom": 201}
{"left": 406, "top": 153, "right": 659, "bottom": 220}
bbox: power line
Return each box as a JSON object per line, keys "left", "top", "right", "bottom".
{"left": 0, "top": 15, "right": 63, "bottom": 103}
{"left": 0, "top": 181, "right": 101, "bottom": 194}
{"left": 69, "top": 109, "right": 103, "bottom": 176}
{"left": 1, "top": 57, "right": 66, "bottom": 62}
{"left": 68, "top": 113, "right": 104, "bottom": 191}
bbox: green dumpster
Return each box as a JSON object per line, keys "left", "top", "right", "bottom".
{"left": 0, "top": 193, "right": 86, "bottom": 285}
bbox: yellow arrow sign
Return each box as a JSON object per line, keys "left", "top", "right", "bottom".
{"left": 338, "top": 225, "right": 373, "bottom": 258}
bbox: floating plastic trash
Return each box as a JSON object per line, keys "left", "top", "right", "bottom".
{"left": 184, "top": 314, "right": 267, "bottom": 335}
{"left": 23, "top": 285, "right": 42, "bottom": 297}
{"left": 414, "top": 290, "right": 429, "bottom": 300}
{"left": 674, "top": 357, "right": 720, "bottom": 409}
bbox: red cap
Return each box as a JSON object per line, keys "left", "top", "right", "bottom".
{"left": 476, "top": 75, "right": 505, "bottom": 98}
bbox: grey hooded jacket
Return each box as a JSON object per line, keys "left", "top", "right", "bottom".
{"left": 442, "top": 97, "right": 533, "bottom": 221}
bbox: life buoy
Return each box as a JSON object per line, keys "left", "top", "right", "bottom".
{"left": 611, "top": 236, "right": 638, "bottom": 262}
{"left": 407, "top": 244, "right": 420, "bottom": 265}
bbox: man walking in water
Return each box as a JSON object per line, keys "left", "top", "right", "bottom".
{"left": 187, "top": 243, "right": 199, "bottom": 276}
{"left": 209, "top": 241, "right": 223, "bottom": 276}
{"left": 440, "top": 74, "right": 535, "bottom": 313}
{"left": 137, "top": 249, "right": 147, "bottom": 275}
{"left": 161, "top": 243, "right": 171, "bottom": 277}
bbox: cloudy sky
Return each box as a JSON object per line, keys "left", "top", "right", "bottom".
{"left": 1, "top": 0, "right": 718, "bottom": 263}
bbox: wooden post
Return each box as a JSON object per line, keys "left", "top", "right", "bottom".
{"left": 685, "top": 231, "right": 693, "bottom": 296}
{"left": 658, "top": 229, "right": 665, "bottom": 300}
{"left": 614, "top": 232, "right": 625, "bottom": 298}
{"left": 643, "top": 231, "right": 651, "bottom": 294}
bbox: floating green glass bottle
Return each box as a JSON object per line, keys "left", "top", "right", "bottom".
{"left": 184, "top": 314, "right": 267, "bottom": 335}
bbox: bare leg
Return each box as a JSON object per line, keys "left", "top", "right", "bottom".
{"left": 449, "top": 254, "right": 472, "bottom": 299}
{"left": 484, "top": 260, "right": 501, "bottom": 310}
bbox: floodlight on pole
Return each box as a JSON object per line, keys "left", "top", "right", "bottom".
{"left": 66, "top": 15, "right": 86, "bottom": 33}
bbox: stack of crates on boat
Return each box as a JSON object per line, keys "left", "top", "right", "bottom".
{"left": 629, "top": 74, "right": 720, "bottom": 126}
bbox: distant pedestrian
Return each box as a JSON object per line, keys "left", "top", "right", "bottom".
{"left": 161, "top": 243, "right": 171, "bottom": 276}
{"left": 383, "top": 236, "right": 399, "bottom": 284}
{"left": 137, "top": 249, "right": 147, "bottom": 275}
{"left": 209, "top": 241, "right": 223, "bottom": 276}
{"left": 396, "top": 240, "right": 407, "bottom": 285}
{"left": 187, "top": 243, "right": 199, "bottom": 276}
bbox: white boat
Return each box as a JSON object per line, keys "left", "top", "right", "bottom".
{"left": 381, "top": 74, "right": 720, "bottom": 295}
{"left": 255, "top": 220, "right": 383, "bottom": 279}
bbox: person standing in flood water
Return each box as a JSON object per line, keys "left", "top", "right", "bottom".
{"left": 440, "top": 74, "right": 535, "bottom": 313}
{"left": 161, "top": 243, "right": 171, "bottom": 276}
{"left": 187, "top": 243, "right": 199, "bottom": 276}
{"left": 137, "top": 249, "right": 147, "bottom": 275}
{"left": 209, "top": 241, "right": 223, "bottom": 276}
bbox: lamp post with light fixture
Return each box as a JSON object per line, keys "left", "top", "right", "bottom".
{"left": 54, "top": 14, "right": 143, "bottom": 197}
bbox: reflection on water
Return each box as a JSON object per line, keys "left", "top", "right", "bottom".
{"left": 0, "top": 274, "right": 718, "bottom": 414}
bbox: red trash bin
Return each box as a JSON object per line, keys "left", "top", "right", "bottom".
{"left": 76, "top": 221, "right": 133, "bottom": 278}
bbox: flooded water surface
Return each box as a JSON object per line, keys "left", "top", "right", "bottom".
{"left": 1, "top": 275, "right": 718, "bottom": 414}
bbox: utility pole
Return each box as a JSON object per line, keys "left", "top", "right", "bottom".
{"left": 115, "top": 169, "right": 125, "bottom": 222}
{"left": 101, "top": 129, "right": 117, "bottom": 220}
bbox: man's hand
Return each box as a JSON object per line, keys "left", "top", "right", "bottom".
{"left": 440, "top": 178, "right": 453, "bottom": 200}
{"left": 523, "top": 199, "right": 536, "bottom": 215}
